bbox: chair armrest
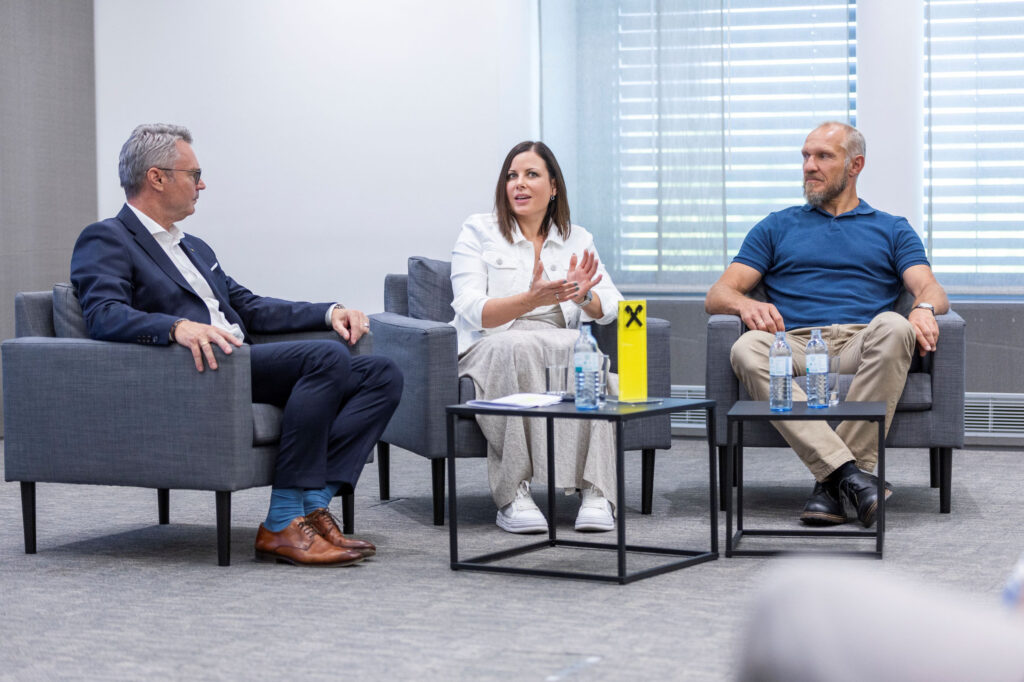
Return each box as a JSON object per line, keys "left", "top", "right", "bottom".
{"left": 928, "top": 310, "right": 966, "bottom": 447}
{"left": 369, "top": 312, "right": 458, "bottom": 457}
{"left": 1, "top": 337, "right": 264, "bottom": 490}
{"left": 706, "top": 314, "right": 744, "bottom": 444}
{"left": 248, "top": 329, "right": 372, "bottom": 355}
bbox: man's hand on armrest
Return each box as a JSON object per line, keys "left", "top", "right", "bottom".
{"left": 734, "top": 298, "right": 785, "bottom": 334}
{"left": 172, "top": 320, "right": 243, "bottom": 372}
{"left": 907, "top": 307, "right": 939, "bottom": 356}
{"left": 705, "top": 262, "right": 785, "bottom": 333}
{"left": 902, "top": 264, "right": 949, "bottom": 356}
{"left": 331, "top": 306, "right": 371, "bottom": 346}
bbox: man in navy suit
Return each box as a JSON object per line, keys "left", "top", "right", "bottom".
{"left": 71, "top": 124, "right": 402, "bottom": 567}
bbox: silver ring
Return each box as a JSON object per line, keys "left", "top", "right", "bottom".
{"left": 361, "top": 323, "right": 369, "bottom": 329}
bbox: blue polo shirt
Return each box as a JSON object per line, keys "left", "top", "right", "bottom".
{"left": 733, "top": 200, "right": 929, "bottom": 329}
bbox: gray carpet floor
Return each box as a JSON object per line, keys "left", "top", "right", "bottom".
{"left": 1, "top": 438, "right": 1021, "bottom": 681}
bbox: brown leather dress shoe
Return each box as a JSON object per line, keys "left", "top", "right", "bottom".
{"left": 254, "top": 516, "right": 364, "bottom": 566}
{"left": 306, "top": 508, "right": 377, "bottom": 558}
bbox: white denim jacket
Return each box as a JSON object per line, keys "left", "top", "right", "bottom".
{"left": 450, "top": 213, "right": 622, "bottom": 354}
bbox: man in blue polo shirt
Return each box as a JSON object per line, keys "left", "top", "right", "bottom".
{"left": 705, "top": 121, "right": 949, "bottom": 528}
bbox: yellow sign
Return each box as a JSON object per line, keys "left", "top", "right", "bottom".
{"left": 617, "top": 300, "right": 647, "bottom": 401}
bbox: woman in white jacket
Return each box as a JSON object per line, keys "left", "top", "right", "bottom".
{"left": 450, "top": 141, "right": 623, "bottom": 534}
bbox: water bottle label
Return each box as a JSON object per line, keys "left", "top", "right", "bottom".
{"left": 806, "top": 355, "right": 828, "bottom": 373}
{"left": 769, "top": 357, "right": 791, "bottom": 376}
{"left": 575, "top": 353, "right": 600, "bottom": 372}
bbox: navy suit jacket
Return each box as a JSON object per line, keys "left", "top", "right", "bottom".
{"left": 70, "top": 204, "right": 333, "bottom": 345}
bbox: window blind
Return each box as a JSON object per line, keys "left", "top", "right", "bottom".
{"left": 545, "top": 1, "right": 857, "bottom": 292}
{"left": 926, "top": 0, "right": 1024, "bottom": 294}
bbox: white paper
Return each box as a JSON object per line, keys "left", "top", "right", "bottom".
{"left": 465, "top": 393, "right": 563, "bottom": 409}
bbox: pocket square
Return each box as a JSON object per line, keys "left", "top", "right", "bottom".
{"left": 211, "top": 262, "right": 220, "bottom": 271}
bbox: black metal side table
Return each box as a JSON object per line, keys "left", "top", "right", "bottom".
{"left": 725, "top": 400, "right": 887, "bottom": 558}
{"left": 445, "top": 398, "right": 718, "bottom": 584}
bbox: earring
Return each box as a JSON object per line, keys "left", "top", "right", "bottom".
{"left": 550, "top": 195, "right": 556, "bottom": 202}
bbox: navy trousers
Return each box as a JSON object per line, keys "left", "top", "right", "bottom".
{"left": 249, "top": 340, "right": 402, "bottom": 489}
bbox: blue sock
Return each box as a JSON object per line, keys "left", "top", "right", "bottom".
{"left": 303, "top": 482, "right": 342, "bottom": 514}
{"left": 264, "top": 487, "right": 305, "bottom": 532}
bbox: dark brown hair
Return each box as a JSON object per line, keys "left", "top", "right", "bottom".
{"left": 494, "top": 141, "right": 571, "bottom": 243}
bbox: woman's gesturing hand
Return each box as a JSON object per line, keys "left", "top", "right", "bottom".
{"left": 526, "top": 258, "right": 580, "bottom": 307}
{"left": 565, "top": 250, "right": 603, "bottom": 304}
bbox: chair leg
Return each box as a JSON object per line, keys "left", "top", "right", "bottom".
{"left": 641, "top": 449, "right": 655, "bottom": 515}
{"left": 432, "top": 458, "right": 445, "bottom": 526}
{"left": 21, "top": 482, "right": 36, "bottom": 554}
{"left": 929, "top": 448, "right": 940, "bottom": 488}
{"left": 215, "top": 491, "right": 231, "bottom": 567}
{"left": 377, "top": 441, "right": 390, "bottom": 501}
{"left": 341, "top": 490, "right": 354, "bottom": 535}
{"left": 939, "top": 447, "right": 952, "bottom": 513}
{"left": 158, "top": 488, "right": 170, "bottom": 524}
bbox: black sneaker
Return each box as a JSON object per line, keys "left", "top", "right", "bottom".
{"left": 800, "top": 480, "right": 847, "bottom": 526}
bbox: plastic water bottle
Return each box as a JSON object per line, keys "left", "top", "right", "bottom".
{"left": 769, "top": 331, "right": 792, "bottom": 412}
{"left": 573, "top": 325, "right": 601, "bottom": 411}
{"left": 805, "top": 329, "right": 829, "bottom": 408}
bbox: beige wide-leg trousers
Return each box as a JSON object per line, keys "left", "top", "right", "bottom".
{"left": 458, "top": 322, "right": 618, "bottom": 511}
{"left": 729, "top": 311, "right": 916, "bottom": 481}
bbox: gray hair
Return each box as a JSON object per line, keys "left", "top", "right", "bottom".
{"left": 118, "top": 124, "right": 193, "bottom": 198}
{"left": 815, "top": 121, "right": 866, "bottom": 164}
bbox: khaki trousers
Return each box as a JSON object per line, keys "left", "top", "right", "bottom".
{"left": 729, "top": 311, "right": 915, "bottom": 481}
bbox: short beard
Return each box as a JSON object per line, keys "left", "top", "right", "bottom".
{"left": 804, "top": 155, "right": 851, "bottom": 207}
{"left": 804, "top": 171, "right": 848, "bottom": 208}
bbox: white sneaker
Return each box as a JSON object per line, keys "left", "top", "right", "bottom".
{"left": 574, "top": 486, "right": 615, "bottom": 532}
{"left": 496, "top": 481, "right": 548, "bottom": 534}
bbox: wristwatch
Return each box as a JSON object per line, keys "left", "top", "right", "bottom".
{"left": 574, "top": 290, "right": 594, "bottom": 309}
{"left": 913, "top": 302, "right": 935, "bottom": 315}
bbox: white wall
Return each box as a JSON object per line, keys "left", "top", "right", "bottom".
{"left": 94, "top": 0, "right": 538, "bottom": 311}
{"left": 856, "top": 0, "right": 925, "bottom": 235}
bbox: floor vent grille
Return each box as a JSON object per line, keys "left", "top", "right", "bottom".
{"left": 964, "top": 392, "right": 1024, "bottom": 438}
{"left": 670, "top": 385, "right": 709, "bottom": 432}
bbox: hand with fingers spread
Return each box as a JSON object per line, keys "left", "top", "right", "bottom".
{"left": 331, "top": 306, "right": 371, "bottom": 346}
{"left": 565, "top": 250, "right": 603, "bottom": 305}
{"left": 525, "top": 258, "right": 580, "bottom": 308}
{"left": 171, "top": 320, "right": 243, "bottom": 372}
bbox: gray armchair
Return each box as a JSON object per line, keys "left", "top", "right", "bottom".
{"left": 2, "top": 284, "right": 372, "bottom": 566}
{"left": 706, "top": 297, "right": 965, "bottom": 513}
{"left": 369, "top": 257, "right": 673, "bottom": 525}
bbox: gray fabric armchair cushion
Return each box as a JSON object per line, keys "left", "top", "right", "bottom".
{"left": 52, "top": 282, "right": 90, "bottom": 338}
{"left": 14, "top": 291, "right": 55, "bottom": 337}
{"left": 407, "top": 256, "right": 455, "bottom": 323}
{"left": 384, "top": 273, "right": 410, "bottom": 316}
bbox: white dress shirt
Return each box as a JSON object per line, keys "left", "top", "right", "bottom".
{"left": 127, "top": 204, "right": 245, "bottom": 341}
{"left": 450, "top": 212, "right": 622, "bottom": 354}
